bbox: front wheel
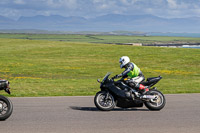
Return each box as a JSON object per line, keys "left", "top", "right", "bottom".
{"left": 144, "top": 90, "right": 166, "bottom": 111}
{"left": 0, "top": 95, "right": 13, "bottom": 121}
{"left": 94, "top": 91, "right": 116, "bottom": 111}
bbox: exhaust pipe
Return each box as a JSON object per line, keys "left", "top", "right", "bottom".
{"left": 0, "top": 103, "right": 3, "bottom": 112}
{"left": 141, "top": 95, "right": 156, "bottom": 99}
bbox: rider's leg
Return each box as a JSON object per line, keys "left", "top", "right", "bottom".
{"left": 131, "top": 76, "right": 145, "bottom": 83}
{"left": 135, "top": 84, "right": 149, "bottom": 94}
{"left": 130, "top": 76, "right": 149, "bottom": 94}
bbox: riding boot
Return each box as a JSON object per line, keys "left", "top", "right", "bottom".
{"left": 136, "top": 84, "right": 149, "bottom": 94}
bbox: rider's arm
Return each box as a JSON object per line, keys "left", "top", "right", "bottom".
{"left": 117, "top": 63, "right": 134, "bottom": 78}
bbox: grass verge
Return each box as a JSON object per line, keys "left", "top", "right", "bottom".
{"left": 0, "top": 38, "right": 199, "bottom": 96}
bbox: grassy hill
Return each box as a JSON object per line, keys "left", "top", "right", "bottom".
{"left": 0, "top": 38, "right": 199, "bottom": 97}
{"left": 1, "top": 33, "right": 200, "bottom": 44}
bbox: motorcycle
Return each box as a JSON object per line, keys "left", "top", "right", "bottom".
{"left": 0, "top": 79, "right": 13, "bottom": 120}
{"left": 94, "top": 72, "right": 166, "bottom": 111}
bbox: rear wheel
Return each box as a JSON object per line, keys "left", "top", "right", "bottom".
{"left": 94, "top": 91, "right": 115, "bottom": 111}
{"left": 144, "top": 90, "right": 166, "bottom": 111}
{"left": 0, "top": 95, "right": 13, "bottom": 121}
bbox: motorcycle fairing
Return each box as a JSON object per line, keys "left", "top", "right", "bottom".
{"left": 101, "top": 81, "right": 127, "bottom": 98}
{"left": 117, "top": 98, "right": 143, "bottom": 108}
{"left": 101, "top": 81, "right": 144, "bottom": 108}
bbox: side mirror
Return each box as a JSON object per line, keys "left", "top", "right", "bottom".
{"left": 97, "top": 79, "right": 101, "bottom": 83}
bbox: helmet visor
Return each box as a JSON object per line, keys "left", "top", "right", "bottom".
{"left": 119, "top": 59, "right": 124, "bottom": 64}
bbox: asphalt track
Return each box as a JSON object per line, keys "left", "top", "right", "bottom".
{"left": 1, "top": 94, "right": 200, "bottom": 133}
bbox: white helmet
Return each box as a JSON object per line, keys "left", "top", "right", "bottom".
{"left": 119, "top": 56, "right": 130, "bottom": 69}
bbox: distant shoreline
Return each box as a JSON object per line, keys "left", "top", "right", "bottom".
{"left": 143, "top": 43, "right": 200, "bottom": 48}
{"left": 1, "top": 33, "right": 200, "bottom": 49}
{"left": 117, "top": 43, "right": 200, "bottom": 48}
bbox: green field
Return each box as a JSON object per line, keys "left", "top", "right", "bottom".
{"left": 0, "top": 37, "right": 199, "bottom": 97}
{"left": 1, "top": 33, "right": 200, "bottom": 44}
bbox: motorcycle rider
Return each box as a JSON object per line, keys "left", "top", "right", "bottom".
{"left": 112, "top": 56, "right": 149, "bottom": 94}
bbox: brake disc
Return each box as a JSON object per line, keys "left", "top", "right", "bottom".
{"left": 150, "top": 95, "right": 160, "bottom": 103}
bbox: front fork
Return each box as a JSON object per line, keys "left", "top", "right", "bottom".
{"left": 103, "top": 91, "right": 115, "bottom": 102}
{"left": 105, "top": 92, "right": 109, "bottom": 99}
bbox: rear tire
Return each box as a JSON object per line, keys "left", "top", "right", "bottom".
{"left": 144, "top": 90, "right": 166, "bottom": 111}
{"left": 94, "top": 91, "right": 115, "bottom": 111}
{"left": 0, "top": 95, "right": 13, "bottom": 121}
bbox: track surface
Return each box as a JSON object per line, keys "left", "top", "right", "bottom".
{"left": 1, "top": 94, "right": 200, "bottom": 133}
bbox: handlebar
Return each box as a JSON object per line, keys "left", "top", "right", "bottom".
{"left": 112, "top": 77, "right": 126, "bottom": 84}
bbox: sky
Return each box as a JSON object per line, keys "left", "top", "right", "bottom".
{"left": 1, "top": 0, "right": 200, "bottom": 20}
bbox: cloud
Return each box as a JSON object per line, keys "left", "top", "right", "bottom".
{"left": 120, "top": 0, "right": 138, "bottom": 5}
{"left": 0, "top": 0, "right": 200, "bottom": 19}
{"left": 95, "top": 1, "right": 116, "bottom": 10}
{"left": 0, "top": 0, "right": 9, "bottom": 4}
{"left": 46, "top": 0, "right": 77, "bottom": 9}
{"left": 167, "top": 0, "right": 177, "bottom": 9}
{"left": 14, "top": 0, "right": 26, "bottom": 5}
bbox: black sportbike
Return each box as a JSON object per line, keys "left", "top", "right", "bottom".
{"left": 0, "top": 79, "right": 13, "bottom": 120}
{"left": 94, "top": 72, "right": 166, "bottom": 111}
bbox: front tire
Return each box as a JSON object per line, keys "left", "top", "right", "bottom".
{"left": 0, "top": 95, "right": 13, "bottom": 121}
{"left": 144, "top": 90, "right": 166, "bottom": 111}
{"left": 94, "top": 91, "right": 116, "bottom": 111}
